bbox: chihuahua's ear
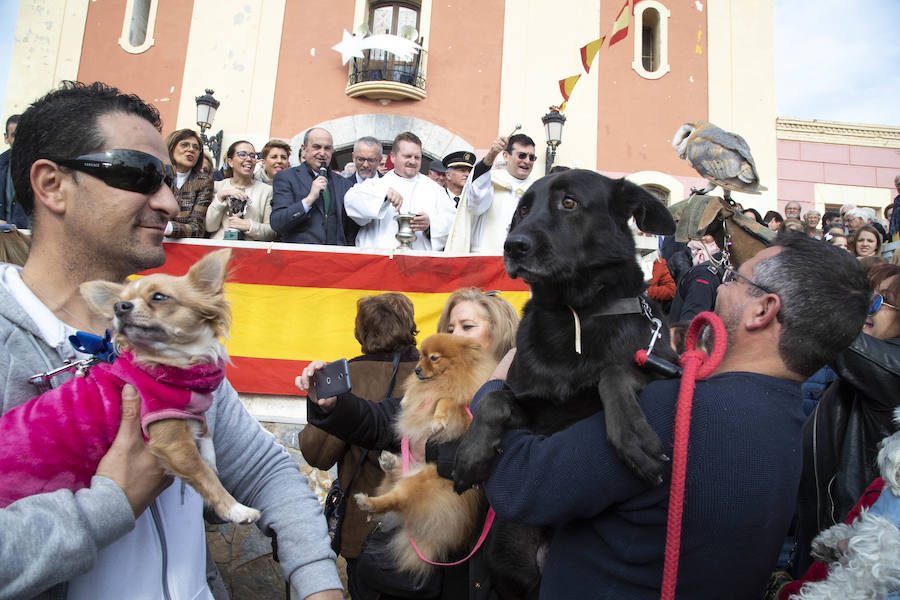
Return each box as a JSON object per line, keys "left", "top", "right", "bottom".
{"left": 80, "top": 281, "right": 125, "bottom": 320}
{"left": 188, "top": 248, "right": 231, "bottom": 294}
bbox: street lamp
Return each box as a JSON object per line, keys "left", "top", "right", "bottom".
{"left": 195, "top": 89, "right": 223, "bottom": 168}
{"left": 541, "top": 106, "right": 566, "bottom": 173}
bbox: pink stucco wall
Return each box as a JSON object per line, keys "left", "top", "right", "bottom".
{"left": 777, "top": 140, "right": 900, "bottom": 214}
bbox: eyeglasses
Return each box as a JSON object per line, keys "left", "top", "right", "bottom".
{"left": 355, "top": 157, "right": 379, "bottom": 164}
{"left": 233, "top": 151, "right": 258, "bottom": 160}
{"left": 177, "top": 141, "right": 201, "bottom": 152}
{"left": 722, "top": 267, "right": 777, "bottom": 296}
{"left": 54, "top": 149, "right": 174, "bottom": 194}
{"left": 869, "top": 294, "right": 898, "bottom": 316}
{"left": 514, "top": 152, "right": 538, "bottom": 162}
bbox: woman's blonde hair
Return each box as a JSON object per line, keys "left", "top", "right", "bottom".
{"left": 436, "top": 288, "right": 519, "bottom": 361}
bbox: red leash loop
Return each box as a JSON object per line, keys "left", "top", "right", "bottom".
{"left": 660, "top": 311, "right": 726, "bottom": 600}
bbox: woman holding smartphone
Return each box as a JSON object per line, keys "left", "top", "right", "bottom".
{"left": 296, "top": 288, "right": 519, "bottom": 600}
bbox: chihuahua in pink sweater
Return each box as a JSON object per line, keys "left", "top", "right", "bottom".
{"left": 0, "top": 248, "right": 259, "bottom": 524}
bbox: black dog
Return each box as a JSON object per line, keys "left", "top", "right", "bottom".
{"left": 452, "top": 169, "right": 679, "bottom": 598}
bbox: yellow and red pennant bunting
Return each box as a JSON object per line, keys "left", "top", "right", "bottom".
{"left": 580, "top": 37, "right": 605, "bottom": 73}
{"left": 558, "top": 74, "right": 581, "bottom": 102}
{"left": 609, "top": 0, "right": 631, "bottom": 46}
{"left": 142, "top": 241, "right": 530, "bottom": 396}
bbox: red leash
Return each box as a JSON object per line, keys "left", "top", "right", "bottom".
{"left": 636, "top": 311, "right": 726, "bottom": 600}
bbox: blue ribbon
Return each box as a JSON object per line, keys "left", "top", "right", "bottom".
{"left": 68, "top": 330, "right": 117, "bottom": 363}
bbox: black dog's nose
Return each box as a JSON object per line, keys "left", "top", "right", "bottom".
{"left": 415, "top": 366, "right": 423, "bottom": 376}
{"left": 114, "top": 301, "right": 133, "bottom": 316}
{"left": 504, "top": 234, "right": 532, "bottom": 258}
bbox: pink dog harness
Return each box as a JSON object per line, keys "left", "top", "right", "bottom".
{"left": 0, "top": 352, "right": 225, "bottom": 507}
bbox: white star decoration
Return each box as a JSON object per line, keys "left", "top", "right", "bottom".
{"left": 331, "top": 29, "right": 423, "bottom": 66}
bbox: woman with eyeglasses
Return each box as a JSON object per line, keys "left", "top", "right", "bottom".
{"left": 296, "top": 288, "right": 519, "bottom": 600}
{"left": 164, "top": 129, "right": 213, "bottom": 238}
{"left": 205, "top": 141, "right": 276, "bottom": 241}
{"left": 793, "top": 263, "right": 900, "bottom": 577}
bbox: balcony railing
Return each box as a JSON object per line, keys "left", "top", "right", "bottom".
{"left": 346, "top": 49, "right": 427, "bottom": 101}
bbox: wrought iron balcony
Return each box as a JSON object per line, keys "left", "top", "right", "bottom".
{"left": 346, "top": 50, "right": 427, "bottom": 101}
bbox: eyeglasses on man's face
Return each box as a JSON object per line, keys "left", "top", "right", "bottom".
{"left": 54, "top": 149, "right": 175, "bottom": 195}
{"left": 514, "top": 151, "right": 538, "bottom": 162}
{"left": 722, "top": 267, "right": 777, "bottom": 296}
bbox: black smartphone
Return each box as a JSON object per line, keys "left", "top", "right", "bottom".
{"left": 311, "top": 359, "right": 351, "bottom": 398}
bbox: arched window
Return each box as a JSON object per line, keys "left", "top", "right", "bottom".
{"left": 118, "top": 0, "right": 158, "bottom": 54}
{"left": 364, "top": 2, "right": 421, "bottom": 83}
{"left": 642, "top": 183, "right": 671, "bottom": 205}
{"left": 632, "top": 1, "right": 670, "bottom": 80}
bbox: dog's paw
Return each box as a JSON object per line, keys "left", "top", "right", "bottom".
{"left": 378, "top": 450, "right": 399, "bottom": 472}
{"left": 452, "top": 441, "right": 497, "bottom": 494}
{"left": 225, "top": 503, "right": 261, "bottom": 525}
{"left": 355, "top": 493, "right": 373, "bottom": 512}
{"left": 431, "top": 417, "right": 447, "bottom": 434}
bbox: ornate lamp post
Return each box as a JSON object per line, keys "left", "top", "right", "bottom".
{"left": 195, "top": 89, "right": 223, "bottom": 168}
{"left": 541, "top": 106, "right": 566, "bottom": 173}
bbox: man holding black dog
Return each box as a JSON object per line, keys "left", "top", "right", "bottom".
{"left": 479, "top": 232, "right": 869, "bottom": 599}
{"left": 0, "top": 82, "right": 342, "bottom": 599}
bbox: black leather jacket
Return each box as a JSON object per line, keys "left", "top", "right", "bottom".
{"left": 795, "top": 334, "right": 900, "bottom": 574}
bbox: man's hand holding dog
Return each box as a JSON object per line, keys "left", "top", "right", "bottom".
{"left": 295, "top": 362, "right": 337, "bottom": 413}
{"left": 95, "top": 384, "right": 172, "bottom": 518}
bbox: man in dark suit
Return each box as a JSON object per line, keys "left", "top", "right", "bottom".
{"left": 0, "top": 114, "right": 29, "bottom": 228}
{"left": 271, "top": 127, "right": 357, "bottom": 245}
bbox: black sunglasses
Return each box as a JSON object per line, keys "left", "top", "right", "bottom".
{"left": 54, "top": 149, "right": 175, "bottom": 194}
{"left": 514, "top": 151, "right": 538, "bottom": 162}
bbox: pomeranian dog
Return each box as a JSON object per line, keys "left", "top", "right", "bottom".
{"left": 354, "top": 333, "right": 496, "bottom": 580}
{"left": 0, "top": 248, "right": 259, "bottom": 524}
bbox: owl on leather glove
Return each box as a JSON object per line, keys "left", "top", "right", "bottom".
{"left": 672, "top": 120, "right": 767, "bottom": 201}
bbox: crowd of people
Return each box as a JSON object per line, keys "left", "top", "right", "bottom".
{"left": 0, "top": 80, "right": 899, "bottom": 600}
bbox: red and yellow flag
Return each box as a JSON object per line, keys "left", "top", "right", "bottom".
{"left": 580, "top": 37, "right": 605, "bottom": 72}
{"left": 609, "top": 0, "right": 631, "bottom": 46}
{"left": 143, "top": 241, "right": 530, "bottom": 396}
{"left": 558, "top": 74, "right": 581, "bottom": 102}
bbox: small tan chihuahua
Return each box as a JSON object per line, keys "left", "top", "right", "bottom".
{"left": 0, "top": 248, "right": 259, "bottom": 525}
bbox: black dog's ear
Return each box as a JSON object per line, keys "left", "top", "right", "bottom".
{"left": 611, "top": 178, "right": 676, "bottom": 235}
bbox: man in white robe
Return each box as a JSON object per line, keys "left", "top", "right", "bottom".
{"left": 446, "top": 133, "right": 538, "bottom": 254}
{"left": 345, "top": 132, "right": 455, "bottom": 251}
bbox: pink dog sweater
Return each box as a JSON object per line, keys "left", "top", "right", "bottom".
{"left": 0, "top": 352, "right": 225, "bottom": 507}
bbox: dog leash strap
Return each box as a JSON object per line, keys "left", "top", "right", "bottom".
{"left": 405, "top": 508, "right": 496, "bottom": 567}
{"left": 660, "top": 311, "right": 726, "bottom": 600}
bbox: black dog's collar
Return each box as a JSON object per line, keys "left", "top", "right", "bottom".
{"left": 567, "top": 297, "right": 652, "bottom": 354}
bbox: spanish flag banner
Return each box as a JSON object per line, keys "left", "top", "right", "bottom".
{"left": 609, "top": 0, "right": 631, "bottom": 46}
{"left": 143, "top": 240, "right": 530, "bottom": 396}
{"left": 580, "top": 37, "right": 605, "bottom": 73}
{"left": 559, "top": 74, "right": 581, "bottom": 102}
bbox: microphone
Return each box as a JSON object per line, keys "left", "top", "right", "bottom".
{"left": 318, "top": 166, "right": 327, "bottom": 199}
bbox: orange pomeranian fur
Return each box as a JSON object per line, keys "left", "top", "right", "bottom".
{"left": 355, "top": 333, "right": 496, "bottom": 580}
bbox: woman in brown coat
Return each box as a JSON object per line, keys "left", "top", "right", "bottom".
{"left": 297, "top": 293, "right": 420, "bottom": 572}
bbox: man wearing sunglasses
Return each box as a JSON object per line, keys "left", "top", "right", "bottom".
{"left": 0, "top": 82, "right": 342, "bottom": 600}
{"left": 479, "top": 232, "right": 870, "bottom": 599}
{"left": 448, "top": 133, "right": 538, "bottom": 254}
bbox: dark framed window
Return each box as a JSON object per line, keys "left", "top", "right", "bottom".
{"left": 364, "top": 2, "right": 421, "bottom": 82}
